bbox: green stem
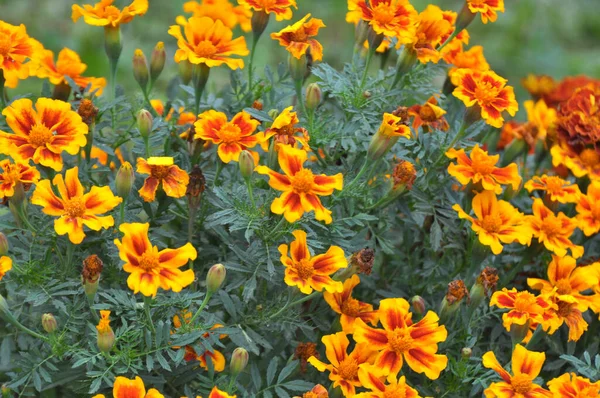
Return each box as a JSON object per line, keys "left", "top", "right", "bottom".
{"left": 190, "top": 292, "right": 213, "bottom": 324}
{"left": 359, "top": 46, "right": 376, "bottom": 90}
{"left": 269, "top": 291, "right": 320, "bottom": 319}
{"left": 248, "top": 35, "right": 260, "bottom": 91}
{"left": 430, "top": 124, "right": 468, "bottom": 170}
{"left": 213, "top": 161, "right": 224, "bottom": 186}
{"left": 245, "top": 180, "right": 256, "bottom": 208}
{"left": 294, "top": 79, "right": 307, "bottom": 116}
{"left": 0, "top": 70, "right": 6, "bottom": 109}
{"left": 143, "top": 136, "right": 151, "bottom": 158}
{"left": 66, "top": 241, "right": 75, "bottom": 269}
{"left": 109, "top": 58, "right": 118, "bottom": 130}
{"left": 343, "top": 159, "right": 370, "bottom": 194}
{"left": 267, "top": 216, "right": 287, "bottom": 241}
{"left": 143, "top": 296, "right": 156, "bottom": 335}
{"left": 118, "top": 200, "right": 126, "bottom": 226}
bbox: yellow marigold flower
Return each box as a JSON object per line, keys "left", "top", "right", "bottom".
{"left": 348, "top": 0, "right": 418, "bottom": 43}
{"left": 353, "top": 298, "right": 448, "bottom": 381}
{"left": 293, "top": 384, "right": 328, "bottom": 398}
{"left": 172, "top": 312, "right": 227, "bottom": 371}
{"left": 466, "top": 0, "right": 505, "bottom": 24}
{"left": 168, "top": 16, "right": 249, "bottom": 69}
{"left": 95, "top": 310, "right": 115, "bottom": 353}
{"left": 453, "top": 68, "right": 518, "bottom": 128}
{"left": 35, "top": 48, "right": 106, "bottom": 96}
{"left": 527, "top": 198, "right": 584, "bottom": 258}
{"left": 136, "top": 157, "right": 189, "bottom": 202}
{"left": 96, "top": 310, "right": 112, "bottom": 334}
{"left": 271, "top": 14, "right": 325, "bottom": 61}
{"left": 482, "top": 345, "right": 551, "bottom": 398}
{"left": 256, "top": 145, "right": 343, "bottom": 224}
{"left": 0, "top": 98, "right": 88, "bottom": 171}
{"left": 445, "top": 45, "right": 490, "bottom": 85}
{"left": 490, "top": 288, "right": 557, "bottom": 334}
{"left": 547, "top": 373, "right": 600, "bottom": 397}
{"left": 0, "top": 256, "right": 12, "bottom": 282}
{"left": 183, "top": 0, "right": 251, "bottom": 32}
{"left": 257, "top": 106, "right": 310, "bottom": 151}
{"left": 114, "top": 222, "right": 197, "bottom": 297}
{"left": 521, "top": 74, "right": 556, "bottom": 100}
{"left": 368, "top": 112, "right": 411, "bottom": 160}
{"left": 0, "top": 158, "right": 40, "bottom": 199}
{"left": 323, "top": 274, "right": 379, "bottom": 333}
{"left": 31, "top": 167, "right": 122, "bottom": 244}
{"left": 279, "top": 230, "right": 347, "bottom": 294}
{"left": 524, "top": 99, "right": 556, "bottom": 141}
{"left": 524, "top": 174, "right": 580, "bottom": 204}
{"left": 577, "top": 181, "right": 600, "bottom": 236}
{"left": 446, "top": 144, "right": 521, "bottom": 194}
{"left": 238, "top": 0, "right": 296, "bottom": 21}
{"left": 72, "top": 0, "right": 148, "bottom": 27}
{"left": 551, "top": 145, "right": 600, "bottom": 181}
{"left": 91, "top": 376, "right": 164, "bottom": 398}
{"left": 409, "top": 5, "right": 453, "bottom": 64}
{"left": 0, "top": 21, "right": 41, "bottom": 88}
{"left": 194, "top": 110, "right": 261, "bottom": 163}
{"left": 407, "top": 96, "right": 449, "bottom": 132}
{"left": 308, "top": 332, "right": 377, "bottom": 397}
{"left": 355, "top": 365, "right": 423, "bottom": 398}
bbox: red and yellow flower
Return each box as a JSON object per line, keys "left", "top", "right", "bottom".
{"left": 547, "top": 373, "right": 600, "bottom": 397}
{"left": 452, "top": 69, "right": 518, "bottom": 128}
{"left": 257, "top": 106, "right": 310, "bottom": 151}
{"left": 136, "top": 157, "right": 189, "bottom": 202}
{"left": 257, "top": 145, "right": 343, "bottom": 223}
{"left": 490, "top": 288, "right": 556, "bottom": 334}
{"left": 168, "top": 16, "right": 249, "bottom": 69}
{"left": 551, "top": 145, "right": 600, "bottom": 181}
{"left": 205, "top": 387, "right": 236, "bottom": 398}
{"left": 0, "top": 158, "right": 40, "bottom": 199}
{"left": 446, "top": 144, "right": 521, "bottom": 194}
{"left": 323, "top": 274, "right": 379, "bottom": 333}
{"left": 524, "top": 175, "right": 580, "bottom": 204}
{"left": 527, "top": 198, "right": 584, "bottom": 258}
{"left": 308, "top": 332, "right": 377, "bottom": 397}
{"left": 194, "top": 110, "right": 261, "bottom": 163}
{"left": 271, "top": 14, "right": 325, "bottom": 61}
{"left": 408, "top": 5, "right": 453, "bottom": 64}
{"left": 150, "top": 99, "right": 196, "bottom": 126}
{"left": 524, "top": 99, "right": 557, "bottom": 141}
{"left": 91, "top": 376, "right": 164, "bottom": 398}
{"left": 0, "top": 21, "right": 41, "bottom": 88}
{"left": 182, "top": 0, "right": 251, "bottom": 32}
{"left": 348, "top": 0, "right": 418, "bottom": 44}
{"left": 172, "top": 311, "right": 227, "bottom": 371}
{"left": 466, "top": 0, "right": 505, "bottom": 24}
{"left": 72, "top": 0, "right": 149, "bottom": 27}
{"left": 521, "top": 74, "right": 556, "bottom": 101}
{"left": 0, "top": 98, "right": 88, "bottom": 171}
{"left": 556, "top": 87, "right": 600, "bottom": 151}
{"left": 279, "top": 230, "right": 347, "bottom": 294}
{"left": 293, "top": 385, "right": 328, "bottom": 398}
{"left": 445, "top": 46, "right": 490, "bottom": 85}
{"left": 482, "top": 345, "right": 552, "bottom": 398}
{"left": 114, "top": 223, "right": 197, "bottom": 297}
{"left": 237, "top": 0, "right": 297, "bottom": 21}
{"left": 576, "top": 181, "right": 600, "bottom": 236}
{"left": 0, "top": 256, "right": 12, "bottom": 282}
{"left": 355, "top": 365, "right": 423, "bottom": 398}
{"left": 407, "top": 96, "right": 449, "bottom": 132}
{"left": 31, "top": 167, "right": 122, "bottom": 244}
{"left": 353, "top": 298, "right": 448, "bottom": 381}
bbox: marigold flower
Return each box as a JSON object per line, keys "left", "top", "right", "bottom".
{"left": 194, "top": 110, "right": 261, "bottom": 163}
{"left": 527, "top": 198, "right": 584, "bottom": 258}
{"left": 576, "top": 181, "right": 600, "bottom": 236}
{"left": 482, "top": 345, "right": 551, "bottom": 398}
{"left": 96, "top": 310, "right": 115, "bottom": 353}
{"left": 0, "top": 256, "right": 12, "bottom": 282}
{"left": 35, "top": 48, "right": 106, "bottom": 95}
{"left": 551, "top": 145, "right": 600, "bottom": 181}
{"left": 206, "top": 387, "right": 236, "bottom": 398}
{"left": 353, "top": 298, "right": 448, "bottom": 381}
{"left": 355, "top": 365, "right": 423, "bottom": 398}
{"left": 114, "top": 223, "right": 197, "bottom": 297}
{"left": 407, "top": 96, "right": 449, "bottom": 132}
{"left": 490, "top": 288, "right": 556, "bottom": 333}
{"left": 466, "top": 0, "right": 505, "bottom": 24}
{"left": 323, "top": 274, "right": 378, "bottom": 333}
{"left": 91, "top": 376, "right": 164, "bottom": 398}
{"left": 72, "top": 0, "right": 148, "bottom": 27}
{"left": 78, "top": 99, "right": 99, "bottom": 125}
{"left": 183, "top": 0, "right": 251, "bottom": 32}
{"left": 136, "top": 157, "right": 189, "bottom": 202}
{"left": 257, "top": 106, "right": 310, "bottom": 151}
{"left": 445, "top": 46, "right": 490, "bottom": 85}
{"left": 82, "top": 254, "right": 104, "bottom": 285}
{"left": 547, "top": 373, "right": 600, "bottom": 397}
{"left": 238, "top": 0, "right": 297, "bottom": 21}
{"left": 308, "top": 332, "right": 377, "bottom": 397}
{"left": 524, "top": 174, "right": 580, "bottom": 204}
{"left": 391, "top": 160, "right": 417, "bottom": 192}
{"left": 521, "top": 74, "right": 556, "bottom": 100}
{"left": 31, "top": 167, "right": 121, "bottom": 244}
{"left": 446, "top": 144, "right": 521, "bottom": 194}
{"left": 279, "top": 230, "right": 347, "bottom": 294}
{"left": 557, "top": 87, "right": 600, "bottom": 152}
{"left": 348, "top": 0, "right": 418, "bottom": 43}
{"left": 150, "top": 99, "right": 196, "bottom": 126}
{"left": 453, "top": 69, "right": 518, "bottom": 128}
{"left": 349, "top": 248, "right": 375, "bottom": 275}
{"left": 524, "top": 99, "right": 557, "bottom": 141}
{"left": 293, "top": 384, "right": 328, "bottom": 398}
{"left": 168, "top": 16, "right": 249, "bottom": 69}
{"left": 0, "top": 21, "right": 41, "bottom": 88}
{"left": 546, "top": 75, "right": 600, "bottom": 108}
{"left": 368, "top": 113, "right": 411, "bottom": 160}
{"left": 0, "top": 158, "right": 40, "bottom": 199}
{"left": 408, "top": 5, "right": 453, "bottom": 64}
{"left": 295, "top": 342, "right": 320, "bottom": 373}
{"left": 172, "top": 312, "right": 227, "bottom": 371}
{"left": 256, "top": 145, "right": 343, "bottom": 223}
{"left": 270, "top": 14, "right": 325, "bottom": 61}
{"left": 477, "top": 266, "right": 499, "bottom": 294}
{"left": 0, "top": 98, "right": 88, "bottom": 171}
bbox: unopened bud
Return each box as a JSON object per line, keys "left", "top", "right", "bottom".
{"left": 395, "top": 46, "right": 417, "bottom": 78}
{"left": 288, "top": 53, "right": 307, "bottom": 82}
{"left": 363, "top": 90, "right": 372, "bottom": 98}
{"left": 230, "top": 347, "right": 249, "bottom": 376}
{"left": 510, "top": 320, "right": 531, "bottom": 346}
{"left": 251, "top": 10, "right": 270, "bottom": 39}
{"left": 187, "top": 166, "right": 206, "bottom": 209}
{"left": 439, "top": 280, "right": 469, "bottom": 323}
{"left": 461, "top": 347, "right": 472, "bottom": 359}
{"left": 367, "top": 27, "right": 384, "bottom": 53}
{"left": 0, "top": 233, "right": 8, "bottom": 256}
{"left": 103, "top": 26, "right": 122, "bottom": 64}
{"left": 96, "top": 310, "right": 115, "bottom": 353}
{"left": 150, "top": 42, "right": 166, "bottom": 82}
{"left": 179, "top": 59, "right": 193, "bottom": 85}
{"left": 411, "top": 295, "right": 426, "bottom": 316}
{"left": 206, "top": 263, "right": 226, "bottom": 294}
{"left": 239, "top": 150, "right": 254, "bottom": 181}
{"left": 133, "top": 49, "right": 149, "bottom": 91}
{"left": 137, "top": 109, "right": 153, "bottom": 139}
{"left": 354, "top": 20, "right": 369, "bottom": 48}
{"left": 305, "top": 83, "right": 321, "bottom": 111}
{"left": 367, "top": 113, "right": 410, "bottom": 161}
{"left": 116, "top": 162, "right": 135, "bottom": 198}
{"left": 252, "top": 100, "right": 263, "bottom": 111}
{"left": 455, "top": 2, "right": 476, "bottom": 33}
{"left": 42, "top": 313, "right": 57, "bottom": 333}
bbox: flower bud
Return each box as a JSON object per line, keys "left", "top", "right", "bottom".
{"left": 239, "top": 150, "right": 254, "bottom": 181}
{"left": 389, "top": 160, "right": 416, "bottom": 197}
{"left": 96, "top": 310, "right": 115, "bottom": 353}
{"left": 288, "top": 53, "right": 307, "bottom": 82}
{"left": 137, "top": 109, "right": 153, "bottom": 139}
{"left": 461, "top": 347, "right": 472, "bottom": 359}
{"left": 133, "top": 49, "right": 149, "bottom": 91}
{"left": 251, "top": 10, "right": 270, "bottom": 39}
{"left": 206, "top": 263, "right": 226, "bottom": 294}
{"left": 230, "top": 347, "right": 249, "bottom": 376}
{"left": 354, "top": 20, "right": 369, "bottom": 48}
{"left": 455, "top": 2, "right": 476, "bottom": 33}
{"left": 0, "top": 233, "right": 8, "bottom": 256}
{"left": 186, "top": 165, "right": 206, "bottom": 209}
{"left": 116, "top": 162, "right": 135, "bottom": 198}
{"left": 367, "top": 113, "right": 410, "bottom": 161}
{"left": 42, "top": 313, "right": 58, "bottom": 333}
{"left": 510, "top": 320, "right": 531, "bottom": 346}
{"left": 179, "top": 59, "right": 193, "bottom": 85}
{"left": 367, "top": 27, "right": 384, "bottom": 53}
{"left": 305, "top": 83, "right": 321, "bottom": 111}
{"left": 150, "top": 42, "right": 166, "bottom": 82}
{"left": 2, "top": 384, "right": 10, "bottom": 398}
{"left": 470, "top": 267, "right": 499, "bottom": 309}
{"left": 252, "top": 100, "right": 263, "bottom": 111}
{"left": 394, "top": 46, "right": 417, "bottom": 79}
{"left": 103, "top": 26, "right": 122, "bottom": 64}
{"left": 411, "top": 295, "right": 426, "bottom": 316}
{"left": 439, "top": 280, "right": 469, "bottom": 323}
{"left": 82, "top": 254, "right": 104, "bottom": 301}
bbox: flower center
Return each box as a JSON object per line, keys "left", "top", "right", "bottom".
{"left": 372, "top": 4, "right": 395, "bottom": 24}
{"left": 341, "top": 297, "right": 361, "bottom": 317}
{"left": 194, "top": 40, "right": 218, "bottom": 58}
{"left": 150, "top": 165, "right": 170, "bottom": 179}
{"left": 540, "top": 214, "right": 562, "bottom": 237}
{"left": 290, "top": 29, "right": 309, "bottom": 43}
{"left": 580, "top": 149, "right": 600, "bottom": 167}
{"left": 219, "top": 123, "right": 242, "bottom": 144}
{"left": 64, "top": 198, "right": 86, "bottom": 218}
{"left": 388, "top": 328, "right": 413, "bottom": 354}
{"left": 291, "top": 169, "right": 314, "bottom": 193}
{"left": 138, "top": 251, "right": 160, "bottom": 272}
{"left": 544, "top": 176, "right": 566, "bottom": 193}
{"left": 29, "top": 124, "right": 55, "bottom": 148}
{"left": 471, "top": 158, "right": 496, "bottom": 175}
{"left": 557, "top": 301, "right": 574, "bottom": 318}
{"left": 294, "top": 259, "right": 314, "bottom": 280}
{"left": 336, "top": 357, "right": 359, "bottom": 380}
{"left": 555, "top": 279, "right": 572, "bottom": 295}
{"left": 0, "top": 35, "right": 11, "bottom": 57}
{"left": 474, "top": 82, "right": 500, "bottom": 104}
{"left": 1, "top": 164, "right": 21, "bottom": 185}
{"left": 103, "top": 5, "right": 121, "bottom": 19}
{"left": 420, "top": 105, "right": 439, "bottom": 122}
{"left": 511, "top": 374, "right": 532, "bottom": 394}
{"left": 383, "top": 387, "right": 407, "bottom": 398}
{"left": 481, "top": 214, "right": 503, "bottom": 233}
{"left": 513, "top": 294, "right": 536, "bottom": 313}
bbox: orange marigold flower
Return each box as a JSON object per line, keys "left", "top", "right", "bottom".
{"left": 194, "top": 110, "right": 261, "bottom": 163}
{"left": 136, "top": 157, "right": 189, "bottom": 202}
{"left": 238, "top": 0, "right": 297, "bottom": 21}
{"left": 256, "top": 145, "right": 343, "bottom": 224}
{"left": 466, "top": 0, "right": 505, "bottom": 24}
{"left": 257, "top": 106, "right": 310, "bottom": 151}
{"left": 0, "top": 21, "right": 41, "bottom": 88}
{"left": 453, "top": 69, "right": 518, "bottom": 128}
{"left": 183, "top": 0, "right": 251, "bottom": 32}
{"left": 0, "top": 158, "right": 40, "bottom": 199}
{"left": 271, "top": 14, "right": 325, "bottom": 61}
{"left": 353, "top": 298, "right": 448, "bottom": 381}
{"left": 446, "top": 144, "right": 521, "bottom": 194}
{"left": 556, "top": 87, "right": 600, "bottom": 151}
{"left": 482, "top": 345, "right": 552, "bottom": 398}
{"left": 114, "top": 222, "right": 197, "bottom": 297}
{"left": 521, "top": 74, "right": 556, "bottom": 100}
{"left": 0, "top": 98, "right": 88, "bottom": 171}
{"left": 356, "top": 365, "right": 423, "bottom": 398}
{"left": 547, "top": 373, "right": 600, "bottom": 397}
{"left": 445, "top": 46, "right": 490, "bottom": 85}
{"left": 172, "top": 312, "right": 227, "bottom": 371}
{"left": 168, "top": 16, "right": 249, "bottom": 69}
{"left": 524, "top": 174, "right": 580, "bottom": 204}
{"left": 407, "top": 96, "right": 449, "bottom": 132}
{"left": 545, "top": 75, "right": 600, "bottom": 108}
{"left": 490, "top": 288, "right": 556, "bottom": 333}
{"left": 279, "top": 230, "right": 347, "bottom": 294}
{"left": 293, "top": 384, "right": 328, "bottom": 398}
{"left": 308, "top": 332, "right": 377, "bottom": 397}
{"left": 206, "top": 386, "right": 236, "bottom": 398}
{"left": 323, "top": 274, "right": 379, "bottom": 333}
{"left": 72, "top": 0, "right": 148, "bottom": 27}
{"left": 91, "top": 376, "right": 164, "bottom": 398}
{"left": 0, "top": 256, "right": 12, "bottom": 282}
{"left": 409, "top": 5, "right": 453, "bottom": 64}
{"left": 577, "top": 181, "right": 600, "bottom": 236}
{"left": 35, "top": 48, "right": 106, "bottom": 96}
{"left": 348, "top": 0, "right": 418, "bottom": 43}
{"left": 550, "top": 145, "right": 600, "bottom": 181}
{"left": 31, "top": 167, "right": 122, "bottom": 244}
{"left": 527, "top": 198, "right": 584, "bottom": 258}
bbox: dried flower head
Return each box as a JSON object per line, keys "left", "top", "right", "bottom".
{"left": 295, "top": 342, "right": 319, "bottom": 373}
{"left": 477, "top": 266, "right": 499, "bottom": 294}
{"left": 350, "top": 248, "right": 375, "bottom": 275}
{"left": 82, "top": 254, "right": 104, "bottom": 284}
{"left": 446, "top": 279, "right": 469, "bottom": 305}
{"left": 391, "top": 160, "right": 416, "bottom": 191}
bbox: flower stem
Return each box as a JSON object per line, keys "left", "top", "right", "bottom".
{"left": 294, "top": 78, "right": 307, "bottom": 116}
{"left": 213, "top": 160, "right": 224, "bottom": 187}
{"left": 143, "top": 296, "right": 155, "bottom": 335}
{"left": 118, "top": 200, "right": 126, "bottom": 226}
{"left": 143, "top": 136, "right": 151, "bottom": 158}
{"left": 248, "top": 34, "right": 260, "bottom": 91}
{"left": 359, "top": 46, "right": 376, "bottom": 91}
{"left": 269, "top": 291, "right": 320, "bottom": 319}
{"left": 109, "top": 57, "right": 118, "bottom": 130}
{"left": 343, "top": 159, "right": 370, "bottom": 194}
{"left": 245, "top": 180, "right": 256, "bottom": 208}
{"left": 190, "top": 292, "right": 213, "bottom": 324}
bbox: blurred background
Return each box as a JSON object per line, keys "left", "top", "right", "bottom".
{"left": 2, "top": 0, "right": 600, "bottom": 111}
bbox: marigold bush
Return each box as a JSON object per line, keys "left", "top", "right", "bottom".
{"left": 1, "top": 0, "right": 600, "bottom": 397}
